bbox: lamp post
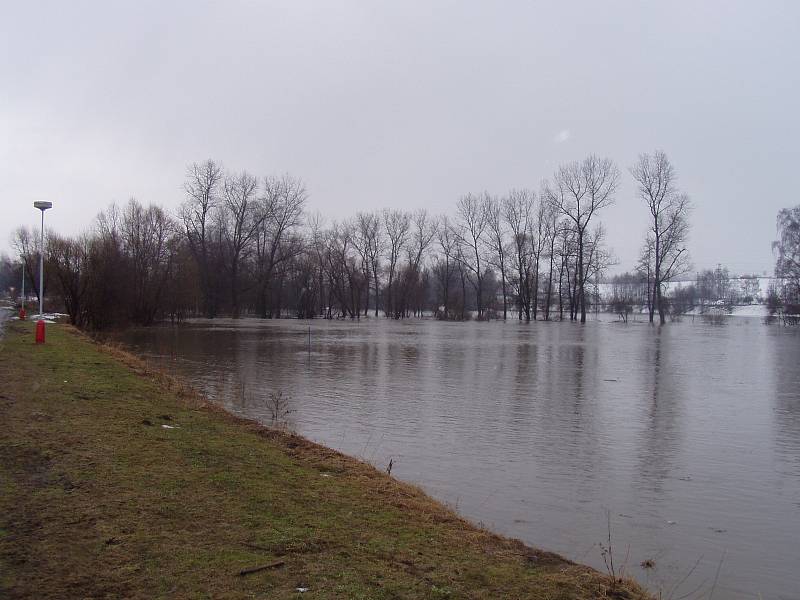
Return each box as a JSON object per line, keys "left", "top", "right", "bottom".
{"left": 33, "top": 201, "right": 52, "bottom": 342}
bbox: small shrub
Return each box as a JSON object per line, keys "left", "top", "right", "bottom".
{"left": 266, "top": 390, "right": 294, "bottom": 428}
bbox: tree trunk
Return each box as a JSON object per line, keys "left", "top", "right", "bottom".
{"left": 501, "top": 274, "right": 507, "bottom": 320}
{"left": 578, "top": 230, "right": 586, "bottom": 323}
{"left": 373, "top": 265, "right": 379, "bottom": 317}
{"left": 231, "top": 260, "right": 240, "bottom": 318}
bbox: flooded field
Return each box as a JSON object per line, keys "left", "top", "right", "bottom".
{"left": 116, "top": 316, "right": 800, "bottom": 599}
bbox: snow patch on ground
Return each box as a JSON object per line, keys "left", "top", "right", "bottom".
{"left": 727, "top": 304, "right": 768, "bottom": 318}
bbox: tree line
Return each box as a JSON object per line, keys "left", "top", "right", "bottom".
{"left": 2, "top": 151, "right": 703, "bottom": 329}
{"left": 608, "top": 266, "right": 765, "bottom": 323}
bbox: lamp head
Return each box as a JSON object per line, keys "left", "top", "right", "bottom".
{"left": 34, "top": 201, "right": 53, "bottom": 211}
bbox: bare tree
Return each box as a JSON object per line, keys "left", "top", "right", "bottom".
{"left": 162, "top": 236, "right": 198, "bottom": 324}
{"left": 583, "top": 224, "right": 614, "bottom": 315}
{"left": 85, "top": 205, "right": 129, "bottom": 328}
{"left": 11, "top": 227, "right": 40, "bottom": 306}
{"left": 631, "top": 151, "right": 692, "bottom": 324}
{"left": 181, "top": 159, "right": 223, "bottom": 317}
{"left": 485, "top": 195, "right": 510, "bottom": 319}
{"left": 453, "top": 193, "right": 489, "bottom": 318}
{"left": 542, "top": 203, "right": 561, "bottom": 320}
{"left": 353, "top": 212, "right": 382, "bottom": 316}
{"left": 399, "top": 209, "right": 436, "bottom": 317}
{"left": 433, "top": 216, "right": 459, "bottom": 319}
{"left": 0, "top": 255, "right": 21, "bottom": 303}
{"left": 255, "top": 174, "right": 307, "bottom": 317}
{"left": 636, "top": 237, "right": 655, "bottom": 317}
{"left": 545, "top": 155, "right": 619, "bottom": 322}
{"left": 528, "top": 199, "right": 550, "bottom": 320}
{"left": 455, "top": 244, "right": 470, "bottom": 320}
{"left": 46, "top": 233, "right": 90, "bottom": 326}
{"left": 321, "top": 221, "right": 366, "bottom": 319}
{"left": 610, "top": 271, "right": 649, "bottom": 322}
{"left": 554, "top": 220, "right": 578, "bottom": 320}
{"left": 308, "top": 212, "right": 330, "bottom": 318}
{"left": 502, "top": 190, "right": 534, "bottom": 320}
{"left": 221, "top": 170, "right": 263, "bottom": 317}
{"left": 407, "top": 210, "right": 436, "bottom": 273}
{"left": 382, "top": 209, "right": 411, "bottom": 318}
{"left": 119, "top": 199, "right": 177, "bottom": 325}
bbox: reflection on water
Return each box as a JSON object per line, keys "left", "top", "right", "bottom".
{"left": 116, "top": 317, "right": 800, "bottom": 599}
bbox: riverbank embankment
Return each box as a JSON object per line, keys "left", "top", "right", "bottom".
{"left": 0, "top": 321, "right": 649, "bottom": 599}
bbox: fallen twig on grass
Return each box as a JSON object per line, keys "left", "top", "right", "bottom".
{"left": 238, "top": 560, "right": 285, "bottom": 576}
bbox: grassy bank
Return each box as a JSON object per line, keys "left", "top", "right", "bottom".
{"left": 0, "top": 321, "right": 648, "bottom": 599}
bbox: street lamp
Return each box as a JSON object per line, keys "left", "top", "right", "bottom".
{"left": 33, "top": 201, "right": 52, "bottom": 341}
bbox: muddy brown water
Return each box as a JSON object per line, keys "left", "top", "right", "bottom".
{"left": 115, "top": 316, "right": 800, "bottom": 599}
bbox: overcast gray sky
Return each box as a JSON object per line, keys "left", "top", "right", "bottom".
{"left": 2, "top": 1, "right": 798, "bottom": 274}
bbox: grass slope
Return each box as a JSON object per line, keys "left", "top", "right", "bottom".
{"left": 0, "top": 321, "right": 648, "bottom": 599}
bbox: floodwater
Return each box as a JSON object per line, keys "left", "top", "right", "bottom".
{"left": 116, "top": 316, "right": 800, "bottom": 599}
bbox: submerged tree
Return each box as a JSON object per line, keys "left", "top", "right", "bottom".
{"left": 630, "top": 151, "right": 692, "bottom": 324}
{"left": 485, "top": 195, "right": 510, "bottom": 319}
{"left": 221, "top": 170, "right": 262, "bottom": 318}
{"left": 254, "top": 174, "right": 307, "bottom": 318}
{"left": 502, "top": 189, "right": 535, "bottom": 321}
{"left": 432, "top": 216, "right": 460, "bottom": 319}
{"left": 453, "top": 193, "right": 489, "bottom": 318}
{"left": 400, "top": 210, "right": 435, "bottom": 317}
{"left": 181, "top": 159, "right": 224, "bottom": 318}
{"left": 382, "top": 209, "right": 411, "bottom": 318}
{"left": 545, "top": 155, "right": 619, "bottom": 322}
{"left": 353, "top": 211, "right": 382, "bottom": 316}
